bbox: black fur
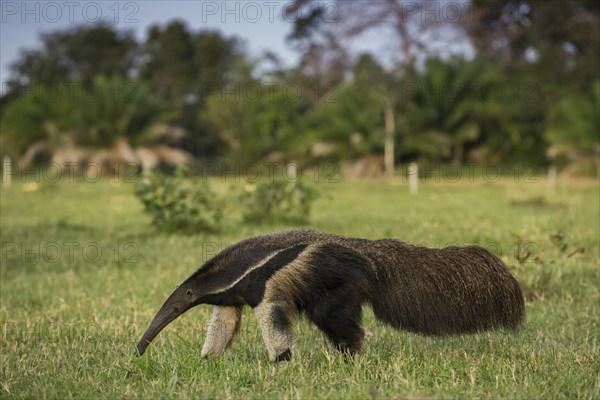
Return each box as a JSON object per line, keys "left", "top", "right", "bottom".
{"left": 271, "top": 305, "right": 290, "bottom": 332}
{"left": 137, "top": 229, "right": 525, "bottom": 359}
{"left": 275, "top": 349, "right": 292, "bottom": 362}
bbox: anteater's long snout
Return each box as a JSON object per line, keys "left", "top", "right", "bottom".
{"left": 136, "top": 286, "right": 193, "bottom": 356}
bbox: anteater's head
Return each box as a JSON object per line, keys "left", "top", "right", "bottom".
{"left": 136, "top": 279, "right": 201, "bottom": 356}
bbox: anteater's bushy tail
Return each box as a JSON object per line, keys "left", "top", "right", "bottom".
{"left": 367, "top": 242, "right": 525, "bottom": 335}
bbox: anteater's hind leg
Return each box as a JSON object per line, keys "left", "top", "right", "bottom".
{"left": 254, "top": 301, "right": 296, "bottom": 362}
{"left": 201, "top": 306, "right": 242, "bottom": 358}
{"left": 308, "top": 289, "right": 365, "bottom": 355}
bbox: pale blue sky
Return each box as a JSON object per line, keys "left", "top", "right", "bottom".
{"left": 1, "top": 1, "right": 301, "bottom": 87}
{"left": 1, "top": 1, "right": 473, "bottom": 90}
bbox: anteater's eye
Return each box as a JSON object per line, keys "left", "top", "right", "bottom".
{"left": 173, "top": 306, "right": 180, "bottom": 313}
{"left": 186, "top": 289, "right": 194, "bottom": 297}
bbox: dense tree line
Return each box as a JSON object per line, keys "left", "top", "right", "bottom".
{"left": 1, "top": 1, "right": 598, "bottom": 175}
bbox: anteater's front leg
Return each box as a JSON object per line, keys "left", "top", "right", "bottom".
{"left": 201, "top": 306, "right": 242, "bottom": 358}
{"left": 254, "top": 301, "right": 295, "bottom": 362}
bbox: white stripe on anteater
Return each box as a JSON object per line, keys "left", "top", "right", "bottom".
{"left": 205, "top": 249, "right": 285, "bottom": 296}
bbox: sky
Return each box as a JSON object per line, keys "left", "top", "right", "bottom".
{"left": 0, "top": 1, "right": 474, "bottom": 90}
{"left": 0, "top": 1, "right": 302, "bottom": 88}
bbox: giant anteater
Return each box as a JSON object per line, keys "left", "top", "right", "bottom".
{"left": 137, "top": 229, "right": 524, "bottom": 361}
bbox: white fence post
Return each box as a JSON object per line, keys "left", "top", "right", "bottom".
{"left": 547, "top": 165, "right": 557, "bottom": 193}
{"left": 408, "top": 162, "right": 418, "bottom": 194}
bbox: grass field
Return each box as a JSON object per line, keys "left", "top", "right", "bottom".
{"left": 1, "top": 173, "right": 598, "bottom": 399}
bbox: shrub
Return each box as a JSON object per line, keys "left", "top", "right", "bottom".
{"left": 239, "top": 179, "right": 319, "bottom": 224}
{"left": 134, "top": 168, "right": 221, "bottom": 232}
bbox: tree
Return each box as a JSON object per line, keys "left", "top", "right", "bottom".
{"left": 401, "top": 57, "right": 518, "bottom": 163}
{"left": 201, "top": 82, "right": 304, "bottom": 163}
{"left": 351, "top": 54, "right": 397, "bottom": 170}
{"left": 0, "top": 86, "right": 63, "bottom": 155}
{"left": 0, "top": 75, "right": 182, "bottom": 170}
{"left": 139, "top": 21, "right": 249, "bottom": 157}
{"left": 546, "top": 80, "right": 600, "bottom": 175}
{"left": 465, "top": 0, "right": 600, "bottom": 98}
{"left": 140, "top": 20, "right": 196, "bottom": 107}
{"left": 140, "top": 21, "right": 245, "bottom": 105}
{"left": 9, "top": 23, "right": 138, "bottom": 86}
{"left": 286, "top": 0, "right": 469, "bottom": 175}
{"left": 286, "top": 0, "right": 462, "bottom": 66}
{"left": 463, "top": 1, "right": 600, "bottom": 165}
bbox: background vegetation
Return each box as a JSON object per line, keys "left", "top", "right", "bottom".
{"left": 1, "top": 1, "right": 598, "bottom": 174}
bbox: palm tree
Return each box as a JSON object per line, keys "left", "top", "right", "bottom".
{"left": 402, "top": 57, "right": 513, "bottom": 164}
{"left": 1, "top": 75, "right": 193, "bottom": 175}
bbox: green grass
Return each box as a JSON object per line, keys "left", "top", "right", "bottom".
{"left": 1, "top": 176, "right": 598, "bottom": 399}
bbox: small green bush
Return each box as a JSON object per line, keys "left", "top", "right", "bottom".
{"left": 134, "top": 168, "right": 221, "bottom": 232}
{"left": 239, "top": 179, "right": 319, "bottom": 224}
